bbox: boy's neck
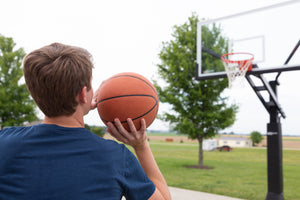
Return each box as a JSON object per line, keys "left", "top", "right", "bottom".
{"left": 43, "top": 112, "right": 85, "bottom": 128}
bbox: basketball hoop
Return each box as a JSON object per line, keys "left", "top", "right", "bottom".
{"left": 221, "top": 52, "right": 254, "bottom": 88}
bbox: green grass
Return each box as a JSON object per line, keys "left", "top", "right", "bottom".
{"left": 282, "top": 138, "right": 300, "bottom": 141}
{"left": 146, "top": 141, "right": 300, "bottom": 200}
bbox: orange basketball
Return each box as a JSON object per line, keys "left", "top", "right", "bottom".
{"left": 96, "top": 72, "right": 159, "bottom": 131}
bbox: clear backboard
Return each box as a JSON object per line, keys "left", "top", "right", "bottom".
{"left": 196, "top": 0, "right": 300, "bottom": 80}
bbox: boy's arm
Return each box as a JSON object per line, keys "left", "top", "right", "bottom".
{"left": 107, "top": 118, "right": 171, "bottom": 200}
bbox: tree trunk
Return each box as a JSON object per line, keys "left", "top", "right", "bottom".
{"left": 197, "top": 135, "right": 204, "bottom": 167}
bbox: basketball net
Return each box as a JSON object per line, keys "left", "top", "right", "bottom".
{"left": 221, "top": 52, "right": 254, "bottom": 88}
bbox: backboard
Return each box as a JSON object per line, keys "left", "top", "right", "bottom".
{"left": 196, "top": 0, "right": 300, "bottom": 80}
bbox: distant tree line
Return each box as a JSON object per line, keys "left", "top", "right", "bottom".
{"left": 85, "top": 124, "right": 106, "bottom": 137}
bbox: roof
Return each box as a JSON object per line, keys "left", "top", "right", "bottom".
{"left": 219, "top": 137, "right": 250, "bottom": 141}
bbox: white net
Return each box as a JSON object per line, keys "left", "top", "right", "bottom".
{"left": 221, "top": 53, "right": 254, "bottom": 88}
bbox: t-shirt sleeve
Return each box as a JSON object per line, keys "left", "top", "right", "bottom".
{"left": 121, "top": 147, "right": 156, "bottom": 200}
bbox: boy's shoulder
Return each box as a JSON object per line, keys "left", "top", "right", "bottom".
{"left": 0, "top": 126, "right": 30, "bottom": 137}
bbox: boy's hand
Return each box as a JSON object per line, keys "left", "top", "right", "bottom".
{"left": 91, "top": 87, "right": 101, "bottom": 110}
{"left": 107, "top": 118, "right": 148, "bottom": 151}
{"left": 108, "top": 118, "right": 172, "bottom": 200}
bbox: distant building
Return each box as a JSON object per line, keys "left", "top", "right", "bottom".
{"left": 219, "top": 136, "right": 252, "bottom": 148}
{"left": 203, "top": 139, "right": 218, "bottom": 151}
{"left": 24, "top": 120, "right": 43, "bottom": 126}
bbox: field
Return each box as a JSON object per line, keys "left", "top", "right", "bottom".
{"left": 148, "top": 141, "right": 300, "bottom": 200}
{"left": 147, "top": 133, "right": 300, "bottom": 149}
{"left": 105, "top": 134, "right": 300, "bottom": 199}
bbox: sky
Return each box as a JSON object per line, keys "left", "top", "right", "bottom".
{"left": 1, "top": 0, "right": 300, "bottom": 135}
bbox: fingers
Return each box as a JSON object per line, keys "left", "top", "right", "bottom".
{"left": 127, "top": 118, "right": 137, "bottom": 133}
{"left": 107, "top": 118, "right": 147, "bottom": 148}
{"left": 91, "top": 85, "right": 101, "bottom": 110}
{"left": 90, "top": 98, "right": 98, "bottom": 110}
{"left": 139, "top": 118, "right": 146, "bottom": 133}
{"left": 114, "top": 118, "right": 129, "bottom": 133}
{"left": 107, "top": 120, "right": 129, "bottom": 144}
{"left": 107, "top": 119, "right": 136, "bottom": 145}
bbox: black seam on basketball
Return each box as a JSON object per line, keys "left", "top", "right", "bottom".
{"left": 99, "top": 97, "right": 158, "bottom": 124}
{"left": 108, "top": 74, "right": 157, "bottom": 94}
{"left": 96, "top": 94, "right": 157, "bottom": 105}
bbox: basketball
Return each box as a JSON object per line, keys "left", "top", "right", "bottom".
{"left": 96, "top": 72, "right": 159, "bottom": 131}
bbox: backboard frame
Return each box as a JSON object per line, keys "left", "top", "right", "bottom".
{"left": 196, "top": 0, "right": 300, "bottom": 80}
{"left": 195, "top": 63, "right": 300, "bottom": 80}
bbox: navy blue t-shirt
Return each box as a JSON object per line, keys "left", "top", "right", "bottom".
{"left": 0, "top": 124, "right": 155, "bottom": 200}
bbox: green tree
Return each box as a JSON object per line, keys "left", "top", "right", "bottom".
{"left": 0, "top": 35, "right": 37, "bottom": 129}
{"left": 85, "top": 124, "right": 106, "bottom": 137}
{"left": 154, "top": 14, "right": 238, "bottom": 168}
{"left": 250, "top": 131, "right": 263, "bottom": 146}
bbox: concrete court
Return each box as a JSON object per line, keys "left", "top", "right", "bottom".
{"left": 169, "top": 187, "right": 243, "bottom": 200}
{"left": 121, "top": 187, "right": 244, "bottom": 200}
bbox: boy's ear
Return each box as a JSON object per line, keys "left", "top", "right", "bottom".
{"left": 78, "top": 86, "right": 88, "bottom": 103}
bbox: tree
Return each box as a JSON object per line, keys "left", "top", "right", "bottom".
{"left": 0, "top": 35, "right": 37, "bottom": 129}
{"left": 250, "top": 131, "right": 263, "bottom": 146}
{"left": 85, "top": 124, "right": 106, "bottom": 137}
{"left": 154, "top": 14, "right": 238, "bottom": 168}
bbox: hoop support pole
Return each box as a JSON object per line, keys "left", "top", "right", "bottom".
{"left": 265, "top": 81, "right": 284, "bottom": 200}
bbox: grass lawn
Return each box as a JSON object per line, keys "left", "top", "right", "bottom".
{"left": 144, "top": 141, "right": 300, "bottom": 200}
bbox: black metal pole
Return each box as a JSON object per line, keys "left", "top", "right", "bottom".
{"left": 265, "top": 81, "right": 284, "bottom": 200}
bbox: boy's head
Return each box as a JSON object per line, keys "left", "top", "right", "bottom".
{"left": 23, "top": 43, "right": 94, "bottom": 117}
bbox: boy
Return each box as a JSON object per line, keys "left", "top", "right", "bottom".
{"left": 0, "top": 43, "right": 171, "bottom": 200}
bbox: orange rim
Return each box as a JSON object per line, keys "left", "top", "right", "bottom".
{"left": 221, "top": 52, "right": 254, "bottom": 64}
